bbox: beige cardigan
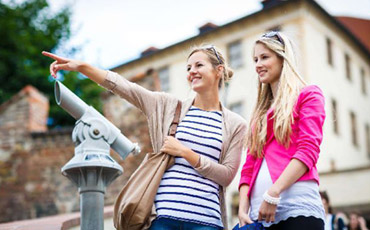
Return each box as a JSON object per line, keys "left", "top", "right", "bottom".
{"left": 100, "top": 71, "right": 247, "bottom": 229}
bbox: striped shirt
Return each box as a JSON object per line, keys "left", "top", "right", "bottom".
{"left": 154, "top": 106, "right": 223, "bottom": 228}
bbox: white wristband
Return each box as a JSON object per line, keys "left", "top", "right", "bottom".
{"left": 263, "top": 191, "right": 281, "bottom": 205}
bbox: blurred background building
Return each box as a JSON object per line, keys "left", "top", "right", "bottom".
{"left": 0, "top": 0, "right": 369, "bottom": 229}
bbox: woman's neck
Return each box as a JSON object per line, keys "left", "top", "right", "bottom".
{"left": 270, "top": 81, "right": 279, "bottom": 99}
{"left": 193, "top": 92, "right": 221, "bottom": 111}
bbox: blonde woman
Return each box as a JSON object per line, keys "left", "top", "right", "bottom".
{"left": 238, "top": 31, "right": 326, "bottom": 230}
{"left": 43, "top": 45, "right": 247, "bottom": 230}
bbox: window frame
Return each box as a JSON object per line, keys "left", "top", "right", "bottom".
{"left": 227, "top": 40, "right": 243, "bottom": 69}
{"left": 158, "top": 66, "right": 170, "bottom": 92}
{"left": 350, "top": 111, "right": 358, "bottom": 147}
{"left": 326, "top": 37, "right": 333, "bottom": 66}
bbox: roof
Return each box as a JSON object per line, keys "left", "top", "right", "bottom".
{"left": 0, "top": 85, "right": 48, "bottom": 114}
{"left": 110, "top": 0, "right": 370, "bottom": 71}
{"left": 336, "top": 16, "right": 370, "bottom": 53}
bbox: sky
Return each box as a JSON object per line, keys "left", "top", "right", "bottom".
{"left": 48, "top": 0, "right": 370, "bottom": 70}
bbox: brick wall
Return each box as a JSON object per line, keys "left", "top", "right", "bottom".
{"left": 0, "top": 73, "right": 157, "bottom": 223}
{"left": 0, "top": 131, "right": 77, "bottom": 222}
{"left": 0, "top": 86, "right": 49, "bottom": 163}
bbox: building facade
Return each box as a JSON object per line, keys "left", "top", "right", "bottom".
{"left": 108, "top": 0, "right": 370, "bottom": 224}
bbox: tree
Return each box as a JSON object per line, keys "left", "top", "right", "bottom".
{"left": 0, "top": 0, "right": 103, "bottom": 127}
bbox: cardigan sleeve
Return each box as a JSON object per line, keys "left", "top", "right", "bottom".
{"left": 238, "top": 149, "right": 256, "bottom": 190}
{"left": 292, "top": 85, "right": 326, "bottom": 170}
{"left": 194, "top": 119, "right": 247, "bottom": 187}
{"left": 99, "top": 71, "right": 170, "bottom": 117}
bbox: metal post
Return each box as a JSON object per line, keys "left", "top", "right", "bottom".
{"left": 54, "top": 81, "right": 140, "bottom": 230}
{"left": 80, "top": 168, "right": 105, "bottom": 230}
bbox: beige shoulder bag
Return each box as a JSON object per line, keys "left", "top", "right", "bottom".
{"left": 113, "top": 101, "right": 182, "bottom": 230}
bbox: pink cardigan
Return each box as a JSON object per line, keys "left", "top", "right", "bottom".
{"left": 239, "top": 85, "right": 326, "bottom": 197}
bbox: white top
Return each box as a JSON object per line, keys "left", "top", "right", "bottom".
{"left": 250, "top": 159, "right": 325, "bottom": 227}
{"left": 325, "top": 214, "right": 333, "bottom": 230}
{"left": 155, "top": 106, "right": 223, "bottom": 228}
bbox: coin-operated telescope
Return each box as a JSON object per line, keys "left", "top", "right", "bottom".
{"left": 55, "top": 81, "right": 140, "bottom": 230}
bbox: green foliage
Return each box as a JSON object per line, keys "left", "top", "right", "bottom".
{"left": 0, "top": 0, "right": 104, "bottom": 127}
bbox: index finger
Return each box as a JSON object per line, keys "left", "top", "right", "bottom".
{"left": 42, "top": 51, "right": 67, "bottom": 62}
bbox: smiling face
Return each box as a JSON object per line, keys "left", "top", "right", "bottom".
{"left": 186, "top": 51, "right": 220, "bottom": 93}
{"left": 253, "top": 43, "right": 283, "bottom": 85}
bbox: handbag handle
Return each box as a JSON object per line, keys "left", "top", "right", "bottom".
{"left": 168, "top": 101, "right": 182, "bottom": 137}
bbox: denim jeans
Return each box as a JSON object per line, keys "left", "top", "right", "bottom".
{"left": 150, "top": 217, "right": 222, "bottom": 230}
{"left": 266, "top": 216, "right": 324, "bottom": 230}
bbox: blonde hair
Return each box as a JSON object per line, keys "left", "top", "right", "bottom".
{"left": 187, "top": 45, "right": 234, "bottom": 89}
{"left": 247, "top": 32, "right": 307, "bottom": 158}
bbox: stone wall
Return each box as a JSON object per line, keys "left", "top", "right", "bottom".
{"left": 0, "top": 130, "right": 77, "bottom": 222}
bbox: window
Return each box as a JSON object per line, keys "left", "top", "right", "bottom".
{"left": 228, "top": 41, "right": 243, "bottom": 69}
{"left": 350, "top": 111, "right": 358, "bottom": 147}
{"left": 345, "top": 53, "right": 351, "bottom": 80}
{"left": 331, "top": 99, "right": 339, "bottom": 134}
{"left": 361, "top": 68, "right": 367, "bottom": 95}
{"left": 366, "top": 124, "right": 370, "bottom": 157}
{"left": 326, "top": 37, "right": 333, "bottom": 66}
{"left": 229, "top": 101, "right": 244, "bottom": 116}
{"left": 158, "top": 67, "right": 170, "bottom": 92}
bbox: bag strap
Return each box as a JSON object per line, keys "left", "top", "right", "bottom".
{"left": 168, "top": 101, "right": 182, "bottom": 137}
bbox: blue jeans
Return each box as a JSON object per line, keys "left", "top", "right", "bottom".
{"left": 150, "top": 217, "right": 222, "bottom": 230}
{"left": 266, "top": 216, "right": 324, "bottom": 230}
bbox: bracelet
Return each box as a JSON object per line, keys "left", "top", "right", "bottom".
{"left": 263, "top": 191, "right": 281, "bottom": 205}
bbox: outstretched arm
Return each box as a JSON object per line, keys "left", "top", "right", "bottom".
{"left": 42, "top": 51, "right": 174, "bottom": 117}
{"left": 42, "top": 51, "right": 107, "bottom": 84}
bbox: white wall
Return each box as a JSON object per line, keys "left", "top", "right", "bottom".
{"left": 303, "top": 11, "right": 370, "bottom": 173}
